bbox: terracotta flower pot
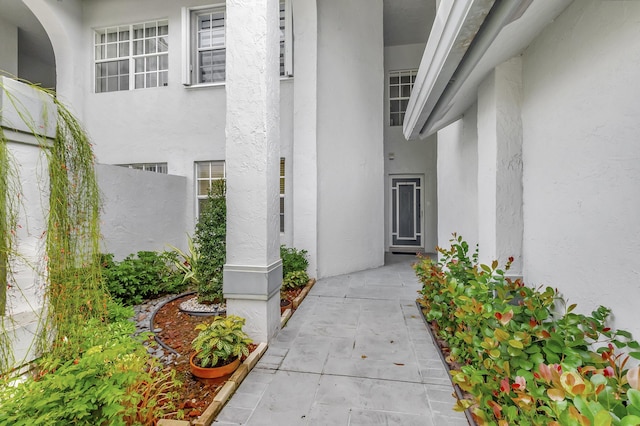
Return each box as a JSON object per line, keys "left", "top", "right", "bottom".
{"left": 280, "top": 298, "right": 292, "bottom": 314}
{"left": 189, "top": 353, "right": 241, "bottom": 379}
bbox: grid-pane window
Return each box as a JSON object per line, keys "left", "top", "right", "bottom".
{"left": 119, "top": 163, "right": 168, "bottom": 174}
{"left": 389, "top": 69, "right": 418, "bottom": 126}
{"left": 196, "top": 10, "right": 226, "bottom": 84}
{"left": 280, "top": 158, "right": 285, "bottom": 232}
{"left": 196, "top": 161, "right": 225, "bottom": 215}
{"left": 185, "top": 2, "right": 291, "bottom": 85}
{"left": 95, "top": 20, "right": 168, "bottom": 93}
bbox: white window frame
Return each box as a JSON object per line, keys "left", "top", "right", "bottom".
{"left": 389, "top": 69, "right": 418, "bottom": 126}
{"left": 195, "top": 160, "right": 225, "bottom": 216}
{"left": 118, "top": 163, "right": 168, "bottom": 174}
{"left": 181, "top": 1, "right": 292, "bottom": 87}
{"left": 94, "top": 20, "right": 169, "bottom": 93}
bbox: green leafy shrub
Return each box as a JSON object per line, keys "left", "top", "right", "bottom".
{"left": 280, "top": 245, "right": 309, "bottom": 276}
{"left": 283, "top": 270, "right": 310, "bottom": 290}
{"left": 194, "top": 180, "right": 226, "bottom": 303}
{"left": 0, "top": 313, "right": 181, "bottom": 425}
{"left": 414, "top": 234, "right": 640, "bottom": 425}
{"left": 191, "top": 315, "right": 252, "bottom": 368}
{"left": 101, "top": 251, "right": 186, "bottom": 305}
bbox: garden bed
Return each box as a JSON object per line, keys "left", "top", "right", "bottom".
{"left": 152, "top": 278, "right": 315, "bottom": 424}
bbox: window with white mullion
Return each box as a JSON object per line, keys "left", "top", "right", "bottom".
{"left": 196, "top": 9, "right": 226, "bottom": 84}
{"left": 195, "top": 161, "right": 225, "bottom": 216}
{"left": 182, "top": 1, "right": 292, "bottom": 86}
{"left": 389, "top": 69, "right": 417, "bottom": 126}
{"left": 94, "top": 20, "right": 168, "bottom": 93}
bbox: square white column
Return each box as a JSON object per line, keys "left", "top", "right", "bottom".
{"left": 223, "top": 0, "right": 282, "bottom": 343}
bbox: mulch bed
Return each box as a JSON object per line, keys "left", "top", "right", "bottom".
{"left": 152, "top": 290, "right": 304, "bottom": 421}
{"left": 153, "top": 295, "right": 256, "bottom": 421}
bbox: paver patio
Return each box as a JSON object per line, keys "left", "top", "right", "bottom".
{"left": 215, "top": 254, "right": 469, "bottom": 425}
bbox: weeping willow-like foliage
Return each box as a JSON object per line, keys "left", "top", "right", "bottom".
{"left": 0, "top": 79, "right": 105, "bottom": 370}
{"left": 41, "top": 99, "right": 107, "bottom": 362}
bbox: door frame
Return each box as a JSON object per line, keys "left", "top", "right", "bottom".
{"left": 389, "top": 173, "right": 424, "bottom": 253}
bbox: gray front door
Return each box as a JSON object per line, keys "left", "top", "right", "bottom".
{"left": 390, "top": 175, "right": 423, "bottom": 251}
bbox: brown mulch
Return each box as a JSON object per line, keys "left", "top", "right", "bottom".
{"left": 152, "top": 294, "right": 257, "bottom": 421}
{"left": 152, "top": 289, "right": 304, "bottom": 421}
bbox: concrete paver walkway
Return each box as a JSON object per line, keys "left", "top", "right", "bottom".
{"left": 215, "top": 254, "right": 469, "bottom": 425}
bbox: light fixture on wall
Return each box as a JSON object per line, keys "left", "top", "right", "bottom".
{"left": 388, "top": 152, "right": 395, "bottom": 161}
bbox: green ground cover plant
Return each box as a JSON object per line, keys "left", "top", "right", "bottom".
{"left": 101, "top": 251, "right": 186, "bottom": 306}
{"left": 414, "top": 234, "right": 640, "bottom": 426}
{"left": 0, "top": 301, "right": 181, "bottom": 425}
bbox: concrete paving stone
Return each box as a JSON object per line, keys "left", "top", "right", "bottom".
{"left": 297, "top": 322, "right": 357, "bottom": 339}
{"left": 315, "top": 375, "right": 430, "bottom": 415}
{"left": 420, "top": 366, "right": 453, "bottom": 386}
{"left": 431, "top": 413, "right": 471, "bottom": 426}
{"left": 278, "top": 342, "right": 329, "bottom": 374}
{"left": 352, "top": 335, "right": 413, "bottom": 360}
{"left": 265, "top": 346, "right": 289, "bottom": 357}
{"left": 213, "top": 406, "right": 253, "bottom": 424}
{"left": 216, "top": 255, "right": 469, "bottom": 426}
{"left": 429, "top": 399, "right": 463, "bottom": 415}
{"left": 425, "top": 383, "right": 459, "bottom": 403}
{"left": 323, "top": 356, "right": 421, "bottom": 383}
{"left": 223, "top": 389, "right": 264, "bottom": 410}
{"left": 271, "top": 327, "right": 300, "bottom": 345}
{"left": 305, "top": 403, "right": 350, "bottom": 425}
{"left": 243, "top": 371, "right": 320, "bottom": 425}
{"left": 348, "top": 408, "right": 436, "bottom": 426}
{"left": 346, "top": 285, "right": 420, "bottom": 302}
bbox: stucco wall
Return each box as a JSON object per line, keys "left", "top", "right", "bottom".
{"left": 521, "top": 0, "right": 640, "bottom": 339}
{"left": 316, "top": 0, "right": 385, "bottom": 277}
{"left": 81, "top": 0, "right": 294, "bottom": 236}
{"left": 96, "top": 164, "right": 188, "bottom": 260}
{"left": 0, "top": 17, "right": 18, "bottom": 76}
{"left": 384, "top": 43, "right": 437, "bottom": 253}
{"left": 4, "top": 138, "right": 47, "bottom": 367}
{"left": 436, "top": 104, "right": 479, "bottom": 251}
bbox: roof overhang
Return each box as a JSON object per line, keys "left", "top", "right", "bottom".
{"left": 403, "top": 0, "right": 572, "bottom": 140}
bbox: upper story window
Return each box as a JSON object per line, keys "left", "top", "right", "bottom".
{"left": 182, "top": 1, "right": 292, "bottom": 86}
{"left": 94, "top": 20, "right": 169, "bottom": 93}
{"left": 389, "top": 69, "right": 417, "bottom": 126}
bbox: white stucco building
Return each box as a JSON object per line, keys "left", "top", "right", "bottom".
{"left": 1, "top": 0, "right": 640, "bottom": 350}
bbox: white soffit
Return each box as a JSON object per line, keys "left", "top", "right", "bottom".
{"left": 404, "top": 0, "right": 572, "bottom": 140}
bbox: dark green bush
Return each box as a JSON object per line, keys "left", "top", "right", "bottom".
{"left": 194, "top": 180, "right": 226, "bottom": 303}
{"left": 280, "top": 245, "right": 309, "bottom": 276}
{"left": 101, "top": 251, "right": 185, "bottom": 305}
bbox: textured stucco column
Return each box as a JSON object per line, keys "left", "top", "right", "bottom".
{"left": 224, "top": 0, "right": 282, "bottom": 343}
{"left": 477, "top": 57, "right": 524, "bottom": 275}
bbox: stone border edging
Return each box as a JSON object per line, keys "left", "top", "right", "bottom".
{"left": 149, "top": 291, "right": 196, "bottom": 356}
{"left": 292, "top": 278, "right": 316, "bottom": 309}
{"left": 157, "top": 341, "right": 268, "bottom": 426}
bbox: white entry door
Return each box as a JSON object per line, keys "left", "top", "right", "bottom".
{"left": 390, "top": 175, "right": 423, "bottom": 251}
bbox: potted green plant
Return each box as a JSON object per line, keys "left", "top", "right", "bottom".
{"left": 189, "top": 315, "right": 252, "bottom": 379}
